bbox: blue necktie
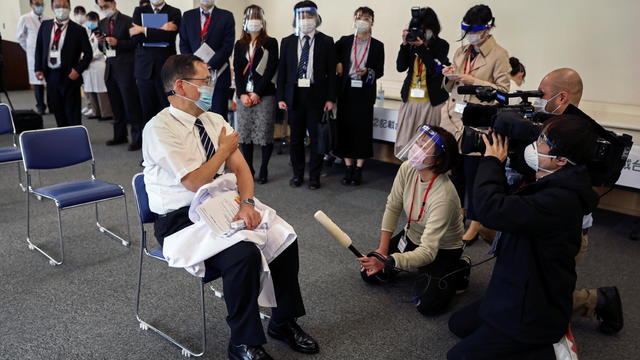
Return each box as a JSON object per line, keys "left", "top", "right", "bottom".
{"left": 194, "top": 118, "right": 216, "bottom": 161}
{"left": 297, "top": 35, "right": 311, "bottom": 79}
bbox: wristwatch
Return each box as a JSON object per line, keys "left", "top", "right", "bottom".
{"left": 241, "top": 198, "right": 256, "bottom": 206}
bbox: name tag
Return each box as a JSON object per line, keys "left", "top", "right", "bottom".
{"left": 398, "top": 235, "right": 408, "bottom": 253}
{"left": 454, "top": 101, "right": 468, "bottom": 114}
{"left": 246, "top": 80, "right": 254, "bottom": 93}
{"left": 351, "top": 79, "right": 363, "bottom": 88}
{"left": 106, "top": 49, "right": 116, "bottom": 58}
{"left": 50, "top": 50, "right": 60, "bottom": 61}
{"left": 410, "top": 88, "right": 425, "bottom": 98}
{"left": 298, "top": 78, "right": 311, "bottom": 88}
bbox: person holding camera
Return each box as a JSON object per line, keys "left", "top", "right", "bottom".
{"left": 334, "top": 6, "right": 384, "bottom": 186}
{"left": 394, "top": 7, "right": 449, "bottom": 155}
{"left": 358, "top": 126, "right": 469, "bottom": 315}
{"left": 81, "top": 11, "right": 112, "bottom": 121}
{"left": 447, "top": 116, "right": 599, "bottom": 359}
{"left": 441, "top": 4, "right": 510, "bottom": 245}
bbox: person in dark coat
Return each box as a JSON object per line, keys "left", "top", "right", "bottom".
{"left": 334, "top": 6, "right": 384, "bottom": 186}
{"left": 447, "top": 115, "right": 600, "bottom": 360}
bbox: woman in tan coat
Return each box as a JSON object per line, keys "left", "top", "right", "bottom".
{"left": 441, "top": 4, "right": 510, "bottom": 244}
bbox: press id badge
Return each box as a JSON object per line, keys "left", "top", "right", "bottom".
{"left": 50, "top": 50, "right": 60, "bottom": 62}
{"left": 454, "top": 101, "right": 468, "bottom": 114}
{"left": 106, "top": 49, "right": 116, "bottom": 58}
{"left": 410, "top": 88, "right": 426, "bottom": 98}
{"left": 298, "top": 78, "right": 311, "bottom": 88}
{"left": 246, "top": 80, "right": 254, "bottom": 93}
{"left": 351, "top": 79, "right": 363, "bottom": 88}
{"left": 398, "top": 234, "right": 408, "bottom": 253}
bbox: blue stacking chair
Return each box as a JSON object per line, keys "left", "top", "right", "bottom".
{"left": 20, "top": 126, "right": 131, "bottom": 266}
{"left": 0, "top": 103, "right": 25, "bottom": 191}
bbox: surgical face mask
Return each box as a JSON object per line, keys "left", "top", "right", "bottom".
{"left": 87, "top": 22, "right": 98, "bottom": 30}
{"left": 150, "top": 0, "right": 164, "bottom": 6}
{"left": 524, "top": 142, "right": 557, "bottom": 174}
{"left": 54, "top": 8, "right": 70, "bottom": 22}
{"left": 200, "top": 0, "right": 215, "bottom": 7}
{"left": 246, "top": 20, "right": 263, "bottom": 33}
{"left": 354, "top": 20, "right": 370, "bottom": 34}
{"left": 101, "top": 8, "right": 115, "bottom": 19}
{"left": 425, "top": 29, "right": 434, "bottom": 41}
{"left": 465, "top": 32, "right": 483, "bottom": 45}
{"left": 33, "top": 6, "right": 44, "bottom": 15}
{"left": 298, "top": 18, "right": 316, "bottom": 34}
{"left": 532, "top": 93, "right": 561, "bottom": 114}
{"left": 75, "top": 14, "right": 86, "bottom": 24}
{"left": 182, "top": 80, "right": 214, "bottom": 111}
{"left": 408, "top": 144, "right": 436, "bottom": 170}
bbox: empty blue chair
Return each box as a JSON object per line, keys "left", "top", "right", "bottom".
{"left": 0, "top": 103, "right": 25, "bottom": 191}
{"left": 20, "top": 126, "right": 130, "bottom": 266}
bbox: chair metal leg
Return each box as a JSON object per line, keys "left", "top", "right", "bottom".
{"left": 16, "top": 163, "right": 25, "bottom": 192}
{"left": 25, "top": 187, "right": 64, "bottom": 266}
{"left": 208, "top": 285, "right": 271, "bottom": 320}
{"left": 95, "top": 199, "right": 130, "bottom": 247}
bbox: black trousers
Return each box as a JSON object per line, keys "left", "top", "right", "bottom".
{"left": 154, "top": 207, "right": 306, "bottom": 346}
{"left": 107, "top": 67, "right": 143, "bottom": 145}
{"left": 34, "top": 85, "right": 46, "bottom": 113}
{"left": 289, "top": 87, "right": 324, "bottom": 180}
{"left": 451, "top": 155, "right": 482, "bottom": 221}
{"left": 45, "top": 70, "right": 81, "bottom": 127}
{"left": 447, "top": 300, "right": 556, "bottom": 360}
{"left": 136, "top": 76, "right": 169, "bottom": 128}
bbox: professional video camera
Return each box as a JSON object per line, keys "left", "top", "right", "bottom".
{"left": 406, "top": 7, "right": 427, "bottom": 42}
{"left": 458, "top": 85, "right": 633, "bottom": 187}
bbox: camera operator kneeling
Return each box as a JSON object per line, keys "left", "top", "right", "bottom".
{"left": 447, "top": 116, "right": 599, "bottom": 360}
{"left": 358, "top": 126, "right": 469, "bottom": 316}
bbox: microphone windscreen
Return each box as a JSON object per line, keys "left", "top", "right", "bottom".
{"left": 314, "top": 211, "right": 352, "bottom": 248}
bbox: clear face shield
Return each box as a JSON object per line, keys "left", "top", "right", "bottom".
{"left": 396, "top": 126, "right": 446, "bottom": 170}
{"left": 243, "top": 7, "right": 265, "bottom": 34}
{"left": 294, "top": 7, "right": 319, "bottom": 36}
{"left": 353, "top": 11, "right": 373, "bottom": 35}
{"left": 460, "top": 22, "right": 490, "bottom": 46}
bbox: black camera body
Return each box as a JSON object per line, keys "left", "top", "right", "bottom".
{"left": 406, "top": 7, "right": 427, "bottom": 42}
{"left": 459, "top": 86, "right": 633, "bottom": 187}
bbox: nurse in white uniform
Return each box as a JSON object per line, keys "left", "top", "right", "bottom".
{"left": 16, "top": 0, "right": 49, "bottom": 114}
{"left": 82, "top": 11, "right": 112, "bottom": 120}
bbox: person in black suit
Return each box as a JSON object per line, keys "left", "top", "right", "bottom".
{"left": 335, "top": 6, "right": 384, "bottom": 186}
{"left": 95, "top": 0, "right": 143, "bottom": 151}
{"left": 34, "top": 0, "right": 92, "bottom": 127}
{"left": 277, "top": 1, "right": 336, "bottom": 190}
{"left": 129, "top": 0, "right": 181, "bottom": 127}
{"left": 179, "top": 0, "right": 235, "bottom": 120}
{"left": 233, "top": 5, "right": 279, "bottom": 184}
{"left": 395, "top": 7, "right": 450, "bottom": 154}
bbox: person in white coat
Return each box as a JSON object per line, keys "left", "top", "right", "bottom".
{"left": 17, "top": 0, "right": 49, "bottom": 114}
{"left": 82, "top": 11, "right": 112, "bottom": 120}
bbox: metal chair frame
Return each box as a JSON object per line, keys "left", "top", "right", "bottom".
{"left": 21, "top": 126, "right": 130, "bottom": 266}
{"left": 0, "top": 103, "right": 25, "bottom": 191}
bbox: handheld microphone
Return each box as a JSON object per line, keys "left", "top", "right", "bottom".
{"left": 456, "top": 85, "right": 495, "bottom": 95}
{"left": 314, "top": 211, "right": 363, "bottom": 258}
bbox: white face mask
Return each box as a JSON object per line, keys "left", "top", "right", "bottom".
{"left": 465, "top": 32, "right": 483, "bottom": 45}
{"left": 74, "top": 14, "right": 86, "bottom": 24}
{"left": 246, "top": 19, "right": 263, "bottom": 33}
{"left": 150, "top": 0, "right": 164, "bottom": 6}
{"left": 532, "top": 93, "right": 561, "bottom": 114}
{"left": 524, "top": 142, "right": 557, "bottom": 174}
{"left": 425, "top": 29, "right": 434, "bottom": 41}
{"left": 408, "top": 144, "right": 436, "bottom": 170}
{"left": 101, "top": 8, "right": 115, "bottom": 19}
{"left": 200, "top": 0, "right": 215, "bottom": 7}
{"left": 354, "top": 20, "right": 370, "bottom": 34}
{"left": 54, "top": 8, "right": 70, "bottom": 22}
{"left": 298, "top": 18, "right": 316, "bottom": 34}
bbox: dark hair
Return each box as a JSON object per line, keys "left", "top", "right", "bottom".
{"left": 543, "top": 115, "right": 597, "bottom": 165}
{"left": 161, "top": 55, "right": 206, "bottom": 91}
{"left": 463, "top": 4, "right": 495, "bottom": 27}
{"left": 239, "top": 5, "right": 268, "bottom": 48}
{"left": 294, "top": 1, "right": 317, "bottom": 10}
{"left": 139, "top": 0, "right": 149, "bottom": 6}
{"left": 73, "top": 5, "right": 85, "bottom": 14}
{"left": 431, "top": 126, "right": 460, "bottom": 174}
{"left": 418, "top": 7, "right": 441, "bottom": 36}
{"left": 86, "top": 11, "right": 99, "bottom": 21}
{"left": 354, "top": 6, "right": 374, "bottom": 21}
{"left": 51, "top": 0, "right": 71, "bottom": 7}
{"left": 509, "top": 57, "right": 526, "bottom": 77}
{"left": 95, "top": 0, "right": 115, "bottom": 4}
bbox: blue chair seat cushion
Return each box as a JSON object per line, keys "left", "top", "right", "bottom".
{"left": 33, "top": 179, "right": 124, "bottom": 208}
{"left": 0, "top": 147, "right": 21, "bottom": 162}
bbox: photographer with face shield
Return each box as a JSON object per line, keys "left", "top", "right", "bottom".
{"left": 358, "top": 126, "right": 470, "bottom": 315}
{"left": 447, "top": 116, "right": 600, "bottom": 359}
{"left": 276, "top": 1, "right": 336, "bottom": 190}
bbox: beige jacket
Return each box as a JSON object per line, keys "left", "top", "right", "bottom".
{"left": 440, "top": 36, "right": 511, "bottom": 139}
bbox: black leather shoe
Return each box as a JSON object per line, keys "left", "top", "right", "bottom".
{"left": 289, "top": 177, "right": 303, "bottom": 187}
{"left": 308, "top": 179, "right": 321, "bottom": 190}
{"left": 268, "top": 320, "right": 319, "bottom": 354}
{"left": 228, "top": 344, "right": 273, "bottom": 360}
{"left": 106, "top": 138, "right": 127, "bottom": 146}
{"left": 128, "top": 142, "right": 142, "bottom": 151}
{"left": 596, "top": 286, "right": 624, "bottom": 335}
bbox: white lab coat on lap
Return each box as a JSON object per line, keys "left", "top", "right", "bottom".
{"left": 82, "top": 30, "right": 108, "bottom": 93}
{"left": 162, "top": 173, "right": 297, "bottom": 307}
{"left": 16, "top": 11, "right": 48, "bottom": 85}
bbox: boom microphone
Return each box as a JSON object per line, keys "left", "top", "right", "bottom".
{"left": 314, "top": 211, "right": 364, "bottom": 258}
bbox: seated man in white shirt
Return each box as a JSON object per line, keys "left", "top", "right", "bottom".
{"left": 142, "top": 54, "right": 319, "bottom": 360}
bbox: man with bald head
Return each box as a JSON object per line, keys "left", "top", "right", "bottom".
{"left": 535, "top": 68, "right": 624, "bottom": 335}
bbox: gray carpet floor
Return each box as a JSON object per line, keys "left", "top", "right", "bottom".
{"left": 0, "top": 90, "right": 638, "bottom": 359}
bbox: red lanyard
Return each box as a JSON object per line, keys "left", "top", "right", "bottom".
{"left": 352, "top": 36, "right": 371, "bottom": 72}
{"left": 108, "top": 18, "right": 115, "bottom": 36}
{"left": 242, "top": 43, "right": 257, "bottom": 75}
{"left": 463, "top": 46, "right": 479, "bottom": 75}
{"left": 200, "top": 13, "right": 212, "bottom": 42}
{"left": 416, "top": 57, "right": 425, "bottom": 79}
{"left": 52, "top": 23, "right": 65, "bottom": 49}
{"left": 407, "top": 174, "right": 439, "bottom": 227}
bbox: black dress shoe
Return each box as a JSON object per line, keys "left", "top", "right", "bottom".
{"left": 596, "top": 286, "right": 624, "bottom": 335}
{"left": 257, "top": 177, "right": 268, "bottom": 184}
{"left": 106, "top": 138, "right": 128, "bottom": 146}
{"left": 268, "top": 320, "right": 319, "bottom": 354}
{"left": 128, "top": 142, "right": 142, "bottom": 151}
{"left": 289, "top": 177, "right": 303, "bottom": 187}
{"left": 228, "top": 344, "right": 273, "bottom": 360}
{"left": 308, "top": 179, "right": 321, "bottom": 190}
